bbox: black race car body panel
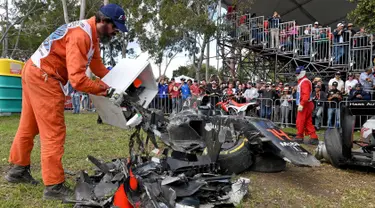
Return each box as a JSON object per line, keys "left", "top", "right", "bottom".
{"left": 165, "top": 111, "right": 320, "bottom": 167}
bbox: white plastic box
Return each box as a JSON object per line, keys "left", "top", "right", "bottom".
{"left": 90, "top": 59, "right": 158, "bottom": 129}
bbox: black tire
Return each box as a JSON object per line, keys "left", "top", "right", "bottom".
{"left": 215, "top": 139, "right": 253, "bottom": 175}
{"left": 250, "top": 153, "right": 286, "bottom": 173}
{"left": 228, "top": 108, "right": 237, "bottom": 115}
{"left": 324, "top": 128, "right": 348, "bottom": 168}
{"left": 341, "top": 106, "right": 354, "bottom": 158}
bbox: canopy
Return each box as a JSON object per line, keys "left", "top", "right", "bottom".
{"left": 221, "top": 0, "right": 356, "bottom": 28}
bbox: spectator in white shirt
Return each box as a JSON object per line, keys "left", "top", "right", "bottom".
{"left": 328, "top": 71, "right": 345, "bottom": 92}
{"left": 344, "top": 72, "right": 358, "bottom": 94}
{"left": 243, "top": 82, "right": 259, "bottom": 102}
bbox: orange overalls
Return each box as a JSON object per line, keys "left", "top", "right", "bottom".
{"left": 9, "top": 17, "right": 109, "bottom": 185}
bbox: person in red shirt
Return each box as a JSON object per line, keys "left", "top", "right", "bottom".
{"left": 294, "top": 66, "right": 318, "bottom": 145}
{"left": 190, "top": 80, "right": 200, "bottom": 98}
{"left": 169, "top": 78, "right": 182, "bottom": 113}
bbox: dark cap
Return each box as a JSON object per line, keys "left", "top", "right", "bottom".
{"left": 100, "top": 4, "right": 128, "bottom": 32}
{"left": 335, "top": 71, "right": 341, "bottom": 75}
{"left": 171, "top": 78, "right": 175, "bottom": 81}
{"left": 355, "top": 83, "right": 361, "bottom": 88}
{"left": 332, "top": 81, "right": 338, "bottom": 86}
{"left": 193, "top": 80, "right": 198, "bottom": 83}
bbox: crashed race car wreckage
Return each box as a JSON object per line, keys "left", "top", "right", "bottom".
{"left": 316, "top": 101, "right": 375, "bottom": 169}
{"left": 68, "top": 59, "right": 319, "bottom": 207}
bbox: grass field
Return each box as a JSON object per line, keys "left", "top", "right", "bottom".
{"left": 1, "top": 113, "right": 375, "bottom": 208}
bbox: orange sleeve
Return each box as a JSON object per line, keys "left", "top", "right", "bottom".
{"left": 65, "top": 28, "right": 109, "bottom": 96}
{"left": 89, "top": 43, "right": 109, "bottom": 79}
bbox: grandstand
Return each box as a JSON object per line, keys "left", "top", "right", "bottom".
{"left": 216, "top": 0, "right": 368, "bottom": 82}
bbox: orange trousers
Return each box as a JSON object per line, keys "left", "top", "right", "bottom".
{"left": 9, "top": 60, "right": 66, "bottom": 186}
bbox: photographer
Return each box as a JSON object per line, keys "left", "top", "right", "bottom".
{"left": 327, "top": 81, "right": 342, "bottom": 128}
{"left": 311, "top": 85, "right": 327, "bottom": 130}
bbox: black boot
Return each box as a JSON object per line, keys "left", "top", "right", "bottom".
{"left": 307, "top": 138, "right": 319, "bottom": 145}
{"left": 43, "top": 183, "right": 73, "bottom": 200}
{"left": 293, "top": 137, "right": 304, "bottom": 144}
{"left": 97, "top": 115, "right": 103, "bottom": 124}
{"left": 5, "top": 165, "right": 39, "bottom": 185}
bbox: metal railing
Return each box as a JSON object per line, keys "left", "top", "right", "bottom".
{"left": 350, "top": 34, "right": 372, "bottom": 71}
{"left": 217, "top": 13, "right": 375, "bottom": 72}
{"left": 311, "top": 27, "right": 331, "bottom": 62}
{"left": 278, "top": 21, "right": 296, "bottom": 53}
{"left": 294, "top": 24, "right": 312, "bottom": 59}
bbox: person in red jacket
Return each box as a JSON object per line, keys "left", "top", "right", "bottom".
{"left": 294, "top": 66, "right": 319, "bottom": 145}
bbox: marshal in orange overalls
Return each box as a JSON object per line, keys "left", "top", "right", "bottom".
{"left": 9, "top": 17, "right": 109, "bottom": 185}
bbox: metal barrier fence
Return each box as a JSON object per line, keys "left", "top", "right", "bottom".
{"left": 217, "top": 13, "right": 375, "bottom": 71}
{"left": 331, "top": 31, "right": 351, "bottom": 66}
{"left": 278, "top": 21, "right": 296, "bottom": 53}
{"left": 294, "top": 24, "right": 312, "bottom": 59}
{"left": 350, "top": 34, "right": 372, "bottom": 71}
{"left": 311, "top": 27, "right": 331, "bottom": 62}
{"left": 249, "top": 16, "right": 265, "bottom": 46}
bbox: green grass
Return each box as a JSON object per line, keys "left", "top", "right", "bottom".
{"left": 0, "top": 113, "right": 130, "bottom": 208}
{"left": 1, "top": 113, "right": 375, "bottom": 208}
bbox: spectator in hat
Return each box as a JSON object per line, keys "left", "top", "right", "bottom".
{"left": 344, "top": 72, "right": 358, "bottom": 94}
{"left": 349, "top": 83, "right": 371, "bottom": 101}
{"left": 258, "top": 82, "right": 275, "bottom": 119}
{"left": 347, "top": 23, "right": 356, "bottom": 36}
{"left": 311, "top": 85, "right": 327, "bottom": 130}
{"left": 333, "top": 23, "right": 346, "bottom": 64}
{"left": 328, "top": 71, "right": 345, "bottom": 92}
{"left": 327, "top": 81, "right": 342, "bottom": 128}
{"left": 312, "top": 21, "right": 320, "bottom": 36}
{"left": 280, "top": 87, "right": 293, "bottom": 128}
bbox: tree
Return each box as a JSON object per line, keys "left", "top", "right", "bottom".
{"left": 62, "top": 0, "right": 70, "bottom": 23}
{"left": 172, "top": 64, "right": 218, "bottom": 79}
{"left": 348, "top": 0, "right": 375, "bottom": 32}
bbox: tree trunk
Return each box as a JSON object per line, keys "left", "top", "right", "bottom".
{"left": 10, "top": 20, "right": 24, "bottom": 59}
{"left": 2, "top": 0, "right": 9, "bottom": 58}
{"left": 196, "top": 34, "right": 209, "bottom": 81}
{"left": 79, "top": 0, "right": 86, "bottom": 20}
{"left": 121, "top": 34, "right": 128, "bottom": 58}
{"left": 103, "top": 0, "right": 109, "bottom": 5}
{"left": 206, "top": 41, "right": 210, "bottom": 81}
{"left": 62, "top": 0, "right": 69, "bottom": 24}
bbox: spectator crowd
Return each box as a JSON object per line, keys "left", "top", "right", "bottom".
{"left": 154, "top": 67, "right": 375, "bottom": 129}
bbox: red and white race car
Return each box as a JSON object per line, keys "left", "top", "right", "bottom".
{"left": 361, "top": 116, "right": 375, "bottom": 144}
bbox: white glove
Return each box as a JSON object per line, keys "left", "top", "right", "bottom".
{"left": 297, "top": 105, "right": 304, "bottom": 112}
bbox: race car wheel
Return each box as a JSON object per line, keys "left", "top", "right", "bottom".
{"left": 216, "top": 139, "right": 253, "bottom": 174}
{"left": 250, "top": 153, "right": 286, "bottom": 173}
{"left": 341, "top": 107, "right": 355, "bottom": 158}
{"left": 324, "top": 128, "right": 348, "bottom": 168}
